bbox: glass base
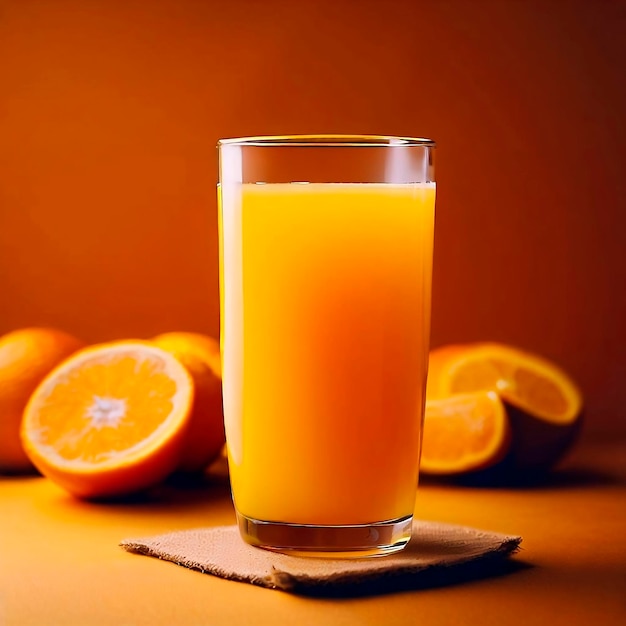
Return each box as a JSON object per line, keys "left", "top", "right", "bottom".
{"left": 237, "top": 512, "right": 413, "bottom": 558}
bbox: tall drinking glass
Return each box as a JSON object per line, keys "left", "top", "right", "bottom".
{"left": 218, "top": 135, "right": 436, "bottom": 557}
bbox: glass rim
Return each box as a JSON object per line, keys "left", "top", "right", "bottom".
{"left": 217, "top": 134, "right": 435, "bottom": 148}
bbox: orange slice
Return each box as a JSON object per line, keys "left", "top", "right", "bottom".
{"left": 426, "top": 343, "right": 583, "bottom": 472}
{"left": 425, "top": 344, "right": 466, "bottom": 402}
{"left": 21, "top": 342, "right": 194, "bottom": 498}
{"left": 428, "top": 343, "right": 582, "bottom": 423}
{"left": 421, "top": 391, "right": 511, "bottom": 475}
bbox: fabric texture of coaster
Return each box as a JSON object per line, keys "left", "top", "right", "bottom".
{"left": 120, "top": 521, "right": 522, "bottom": 595}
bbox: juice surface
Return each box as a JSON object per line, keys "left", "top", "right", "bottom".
{"left": 220, "top": 182, "right": 435, "bottom": 525}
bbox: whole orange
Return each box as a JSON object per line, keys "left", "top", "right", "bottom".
{"left": 152, "top": 332, "right": 225, "bottom": 473}
{"left": 0, "top": 327, "right": 84, "bottom": 473}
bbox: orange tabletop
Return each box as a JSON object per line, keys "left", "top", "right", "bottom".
{"left": 2, "top": 438, "right": 625, "bottom": 626}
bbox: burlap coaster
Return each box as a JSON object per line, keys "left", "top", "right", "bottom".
{"left": 120, "top": 521, "right": 522, "bottom": 595}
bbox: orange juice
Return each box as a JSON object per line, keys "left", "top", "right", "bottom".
{"left": 220, "top": 182, "right": 435, "bottom": 526}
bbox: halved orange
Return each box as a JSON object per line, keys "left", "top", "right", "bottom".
{"left": 421, "top": 391, "right": 510, "bottom": 475}
{"left": 21, "top": 342, "right": 194, "bottom": 498}
{"left": 425, "top": 343, "right": 584, "bottom": 473}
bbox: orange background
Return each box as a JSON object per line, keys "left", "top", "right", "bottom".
{"left": 1, "top": 0, "right": 624, "bottom": 436}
